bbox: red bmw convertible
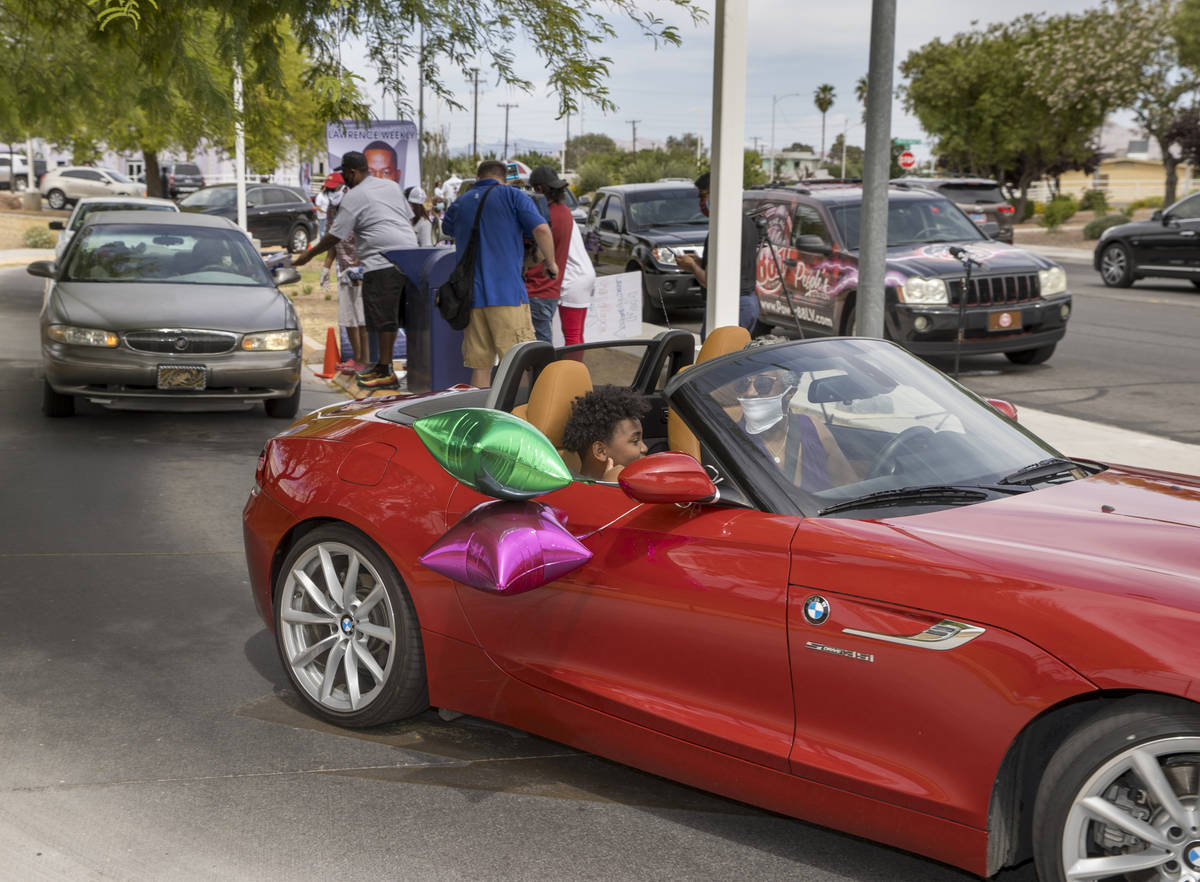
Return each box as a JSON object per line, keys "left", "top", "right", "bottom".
{"left": 243, "top": 332, "right": 1200, "bottom": 882}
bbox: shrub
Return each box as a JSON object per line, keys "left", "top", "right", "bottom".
{"left": 1041, "top": 196, "right": 1078, "bottom": 232}
{"left": 21, "top": 224, "right": 55, "bottom": 249}
{"left": 1083, "top": 214, "right": 1129, "bottom": 239}
{"left": 1022, "top": 200, "right": 1041, "bottom": 221}
{"left": 301, "top": 284, "right": 313, "bottom": 296}
{"left": 1078, "top": 189, "right": 1109, "bottom": 213}
{"left": 575, "top": 157, "right": 615, "bottom": 198}
{"left": 1128, "top": 195, "right": 1165, "bottom": 211}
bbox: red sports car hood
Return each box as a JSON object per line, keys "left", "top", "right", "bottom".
{"left": 892, "top": 466, "right": 1200, "bottom": 584}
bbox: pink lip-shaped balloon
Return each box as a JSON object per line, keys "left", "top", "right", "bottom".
{"left": 419, "top": 500, "right": 592, "bottom": 595}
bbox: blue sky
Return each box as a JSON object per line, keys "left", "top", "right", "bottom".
{"left": 351, "top": 0, "right": 1105, "bottom": 161}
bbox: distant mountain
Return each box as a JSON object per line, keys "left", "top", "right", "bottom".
{"left": 451, "top": 139, "right": 562, "bottom": 158}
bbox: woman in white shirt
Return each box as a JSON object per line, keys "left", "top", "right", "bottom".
{"left": 406, "top": 186, "right": 433, "bottom": 247}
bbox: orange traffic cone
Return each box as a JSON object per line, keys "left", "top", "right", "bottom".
{"left": 314, "top": 326, "right": 339, "bottom": 378}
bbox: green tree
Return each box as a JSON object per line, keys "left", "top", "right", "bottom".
{"left": 666, "top": 133, "right": 700, "bottom": 155}
{"left": 785, "top": 142, "right": 814, "bottom": 153}
{"left": 813, "top": 83, "right": 836, "bottom": 160}
{"left": 567, "top": 132, "right": 617, "bottom": 169}
{"left": 854, "top": 74, "right": 868, "bottom": 122}
{"left": 743, "top": 148, "right": 767, "bottom": 187}
{"left": 822, "top": 133, "right": 864, "bottom": 178}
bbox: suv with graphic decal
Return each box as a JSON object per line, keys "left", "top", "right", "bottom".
{"left": 743, "top": 184, "right": 1072, "bottom": 365}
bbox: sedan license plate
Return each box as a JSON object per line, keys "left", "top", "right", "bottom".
{"left": 987, "top": 310, "right": 1021, "bottom": 332}
{"left": 969, "top": 212, "right": 987, "bottom": 223}
{"left": 157, "top": 364, "right": 207, "bottom": 391}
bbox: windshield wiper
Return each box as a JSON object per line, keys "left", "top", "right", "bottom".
{"left": 818, "top": 485, "right": 990, "bottom": 516}
{"left": 999, "top": 457, "right": 1090, "bottom": 485}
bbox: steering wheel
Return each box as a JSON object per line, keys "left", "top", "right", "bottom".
{"left": 868, "top": 426, "right": 936, "bottom": 479}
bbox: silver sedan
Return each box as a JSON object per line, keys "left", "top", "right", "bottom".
{"left": 28, "top": 211, "right": 304, "bottom": 418}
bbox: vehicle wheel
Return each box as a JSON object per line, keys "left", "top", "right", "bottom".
{"left": 264, "top": 384, "right": 301, "bottom": 419}
{"left": 1033, "top": 696, "right": 1200, "bottom": 882}
{"left": 274, "top": 524, "right": 428, "bottom": 727}
{"left": 41, "top": 379, "right": 74, "bottom": 418}
{"left": 639, "top": 270, "right": 669, "bottom": 324}
{"left": 14, "top": 174, "right": 27, "bottom": 190}
{"left": 288, "top": 224, "right": 310, "bottom": 254}
{"left": 1099, "top": 242, "right": 1135, "bottom": 288}
{"left": 1005, "top": 343, "right": 1057, "bottom": 365}
{"left": 842, "top": 304, "right": 857, "bottom": 336}
{"left": 46, "top": 189, "right": 67, "bottom": 211}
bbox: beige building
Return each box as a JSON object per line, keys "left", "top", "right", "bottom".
{"left": 1055, "top": 157, "right": 1195, "bottom": 205}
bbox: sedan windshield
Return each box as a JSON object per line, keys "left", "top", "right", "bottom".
{"left": 63, "top": 223, "right": 273, "bottom": 286}
{"left": 70, "top": 203, "right": 176, "bottom": 231}
{"left": 180, "top": 188, "right": 234, "bottom": 209}
{"left": 626, "top": 190, "right": 706, "bottom": 228}
{"left": 679, "top": 338, "right": 1091, "bottom": 517}
{"left": 830, "top": 198, "right": 985, "bottom": 249}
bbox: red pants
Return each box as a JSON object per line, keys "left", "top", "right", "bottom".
{"left": 559, "top": 306, "right": 587, "bottom": 346}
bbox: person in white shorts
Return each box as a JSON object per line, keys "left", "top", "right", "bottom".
{"left": 317, "top": 172, "right": 368, "bottom": 373}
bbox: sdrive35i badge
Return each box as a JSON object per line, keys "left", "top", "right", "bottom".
{"left": 803, "top": 595, "right": 830, "bottom": 626}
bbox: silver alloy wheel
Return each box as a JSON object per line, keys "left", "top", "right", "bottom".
{"left": 1101, "top": 245, "right": 1128, "bottom": 285}
{"left": 278, "top": 541, "right": 397, "bottom": 713}
{"left": 289, "top": 226, "right": 309, "bottom": 253}
{"left": 47, "top": 189, "right": 66, "bottom": 210}
{"left": 1061, "top": 736, "right": 1200, "bottom": 881}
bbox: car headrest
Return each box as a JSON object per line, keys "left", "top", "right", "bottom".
{"left": 697, "top": 325, "right": 751, "bottom": 363}
{"left": 524, "top": 360, "right": 593, "bottom": 448}
{"left": 666, "top": 366, "right": 701, "bottom": 461}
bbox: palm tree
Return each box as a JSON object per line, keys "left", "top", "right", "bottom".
{"left": 813, "top": 84, "right": 836, "bottom": 160}
{"left": 855, "top": 75, "right": 868, "bottom": 122}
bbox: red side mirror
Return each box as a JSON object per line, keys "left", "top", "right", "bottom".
{"left": 986, "top": 398, "right": 1018, "bottom": 421}
{"left": 618, "top": 452, "right": 716, "bottom": 504}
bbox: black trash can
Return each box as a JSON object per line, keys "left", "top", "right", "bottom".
{"left": 384, "top": 246, "right": 471, "bottom": 393}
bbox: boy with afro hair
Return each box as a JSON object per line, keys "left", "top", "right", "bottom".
{"left": 560, "top": 385, "right": 650, "bottom": 482}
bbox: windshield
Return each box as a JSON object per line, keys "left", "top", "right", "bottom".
{"left": 627, "top": 189, "right": 707, "bottom": 229}
{"left": 174, "top": 164, "right": 202, "bottom": 176}
{"left": 63, "top": 223, "right": 272, "bottom": 286}
{"left": 180, "top": 188, "right": 234, "bottom": 209}
{"left": 830, "top": 197, "right": 985, "bottom": 249}
{"left": 681, "top": 338, "right": 1071, "bottom": 517}
{"left": 563, "top": 188, "right": 579, "bottom": 209}
{"left": 938, "top": 183, "right": 1007, "bottom": 205}
{"left": 70, "top": 202, "right": 176, "bottom": 231}
{"left": 104, "top": 169, "right": 133, "bottom": 183}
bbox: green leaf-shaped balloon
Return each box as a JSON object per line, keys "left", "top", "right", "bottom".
{"left": 413, "top": 408, "right": 573, "bottom": 500}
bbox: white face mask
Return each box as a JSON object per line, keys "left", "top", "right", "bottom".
{"left": 738, "top": 393, "right": 786, "bottom": 434}
{"left": 328, "top": 187, "right": 346, "bottom": 206}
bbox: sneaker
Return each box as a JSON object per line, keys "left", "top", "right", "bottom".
{"left": 358, "top": 370, "right": 399, "bottom": 389}
{"left": 337, "top": 359, "right": 365, "bottom": 375}
{"left": 355, "top": 364, "right": 384, "bottom": 381}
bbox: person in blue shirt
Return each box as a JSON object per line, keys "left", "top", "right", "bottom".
{"left": 444, "top": 160, "right": 558, "bottom": 388}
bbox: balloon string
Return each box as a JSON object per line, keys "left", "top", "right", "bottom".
{"left": 574, "top": 503, "right": 644, "bottom": 541}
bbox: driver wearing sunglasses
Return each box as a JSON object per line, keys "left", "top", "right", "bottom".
{"left": 732, "top": 366, "right": 858, "bottom": 491}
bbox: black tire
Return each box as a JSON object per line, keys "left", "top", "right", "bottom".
{"left": 1005, "top": 343, "right": 1057, "bottom": 365}
{"left": 264, "top": 384, "right": 301, "bottom": 419}
{"left": 842, "top": 304, "right": 857, "bottom": 337}
{"left": 1033, "top": 696, "right": 1200, "bottom": 882}
{"left": 288, "top": 224, "right": 311, "bottom": 254}
{"left": 41, "top": 379, "right": 74, "bottom": 417}
{"left": 274, "top": 524, "right": 428, "bottom": 728}
{"left": 46, "top": 189, "right": 67, "bottom": 211}
{"left": 638, "top": 268, "right": 669, "bottom": 324}
{"left": 1099, "top": 242, "right": 1135, "bottom": 288}
{"left": 14, "top": 174, "right": 27, "bottom": 190}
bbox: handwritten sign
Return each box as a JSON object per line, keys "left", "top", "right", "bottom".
{"left": 551, "top": 271, "right": 642, "bottom": 346}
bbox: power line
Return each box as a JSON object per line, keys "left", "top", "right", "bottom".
{"left": 498, "top": 102, "right": 519, "bottom": 158}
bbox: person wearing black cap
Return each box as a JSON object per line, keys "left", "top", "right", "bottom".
{"left": 673, "top": 171, "right": 760, "bottom": 333}
{"left": 524, "top": 165, "right": 573, "bottom": 343}
{"left": 294, "top": 150, "right": 418, "bottom": 389}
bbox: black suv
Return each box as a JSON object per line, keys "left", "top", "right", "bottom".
{"left": 179, "top": 183, "right": 318, "bottom": 252}
{"left": 159, "top": 162, "right": 206, "bottom": 199}
{"left": 1093, "top": 191, "right": 1200, "bottom": 289}
{"left": 742, "top": 184, "right": 1071, "bottom": 364}
{"left": 891, "top": 177, "right": 1015, "bottom": 243}
{"left": 584, "top": 182, "right": 708, "bottom": 319}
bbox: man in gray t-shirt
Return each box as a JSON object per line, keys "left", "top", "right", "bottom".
{"left": 295, "top": 150, "right": 420, "bottom": 389}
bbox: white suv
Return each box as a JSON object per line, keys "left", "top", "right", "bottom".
{"left": 40, "top": 167, "right": 145, "bottom": 209}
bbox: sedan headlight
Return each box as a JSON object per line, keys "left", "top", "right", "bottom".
{"left": 242, "top": 330, "right": 301, "bottom": 351}
{"left": 1038, "top": 266, "right": 1068, "bottom": 297}
{"left": 651, "top": 246, "right": 678, "bottom": 266}
{"left": 899, "top": 277, "right": 949, "bottom": 304}
{"left": 47, "top": 324, "right": 119, "bottom": 347}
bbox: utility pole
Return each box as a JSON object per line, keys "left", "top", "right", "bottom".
{"left": 563, "top": 108, "right": 570, "bottom": 174}
{"left": 417, "top": 25, "right": 424, "bottom": 176}
{"left": 751, "top": 135, "right": 762, "bottom": 154}
{"left": 470, "top": 68, "right": 480, "bottom": 162}
{"left": 769, "top": 93, "right": 800, "bottom": 180}
{"left": 627, "top": 120, "right": 641, "bottom": 154}
{"left": 498, "top": 102, "right": 518, "bottom": 159}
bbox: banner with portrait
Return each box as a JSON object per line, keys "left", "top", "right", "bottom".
{"left": 325, "top": 120, "right": 420, "bottom": 189}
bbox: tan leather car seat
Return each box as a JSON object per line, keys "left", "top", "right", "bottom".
{"left": 520, "top": 360, "right": 593, "bottom": 471}
{"left": 667, "top": 326, "right": 752, "bottom": 460}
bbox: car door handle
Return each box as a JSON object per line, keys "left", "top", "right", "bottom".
{"left": 1181, "top": 230, "right": 1197, "bottom": 237}
{"left": 842, "top": 618, "right": 985, "bottom": 651}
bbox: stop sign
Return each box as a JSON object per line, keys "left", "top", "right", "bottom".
{"left": 898, "top": 150, "right": 917, "bottom": 170}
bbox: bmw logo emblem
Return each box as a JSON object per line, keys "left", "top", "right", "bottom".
{"left": 1186, "top": 842, "right": 1200, "bottom": 870}
{"left": 339, "top": 615, "right": 354, "bottom": 635}
{"left": 803, "top": 595, "right": 831, "bottom": 626}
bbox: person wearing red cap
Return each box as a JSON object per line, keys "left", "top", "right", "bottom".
{"left": 524, "top": 165, "right": 573, "bottom": 343}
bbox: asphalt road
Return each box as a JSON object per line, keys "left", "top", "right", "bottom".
{"left": 0, "top": 257, "right": 1184, "bottom": 881}
{"left": 666, "top": 254, "right": 1200, "bottom": 445}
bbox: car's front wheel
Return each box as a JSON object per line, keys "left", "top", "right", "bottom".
{"left": 1005, "top": 343, "right": 1057, "bottom": 365}
{"left": 288, "top": 224, "right": 311, "bottom": 254}
{"left": 264, "top": 384, "right": 301, "bottom": 419}
{"left": 1034, "top": 696, "right": 1200, "bottom": 882}
{"left": 46, "top": 189, "right": 67, "bottom": 211}
{"left": 274, "top": 525, "right": 428, "bottom": 727}
{"left": 1100, "top": 242, "right": 1135, "bottom": 287}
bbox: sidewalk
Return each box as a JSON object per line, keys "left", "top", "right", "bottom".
{"left": 0, "top": 248, "right": 52, "bottom": 266}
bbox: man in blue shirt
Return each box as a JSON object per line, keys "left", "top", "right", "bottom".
{"left": 444, "top": 160, "right": 558, "bottom": 388}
